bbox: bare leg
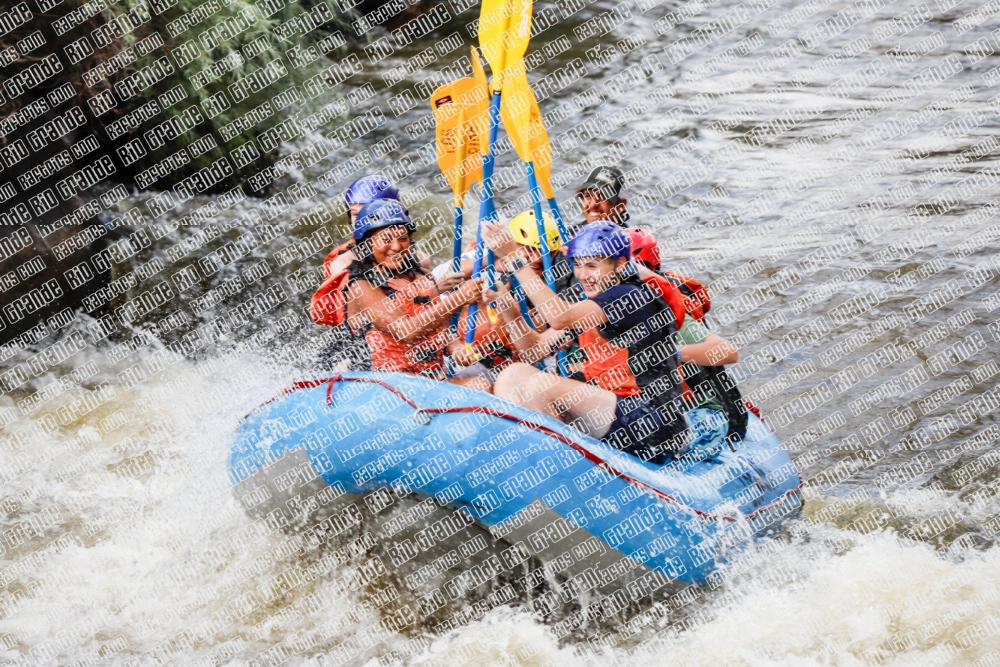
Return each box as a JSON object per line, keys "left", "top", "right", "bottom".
{"left": 493, "top": 363, "right": 618, "bottom": 439}
{"left": 447, "top": 376, "right": 493, "bottom": 394}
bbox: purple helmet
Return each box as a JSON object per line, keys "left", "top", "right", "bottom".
{"left": 565, "top": 222, "right": 631, "bottom": 259}
{"left": 353, "top": 199, "right": 414, "bottom": 241}
{"left": 345, "top": 174, "right": 399, "bottom": 205}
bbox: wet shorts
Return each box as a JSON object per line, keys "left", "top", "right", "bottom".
{"left": 601, "top": 394, "right": 686, "bottom": 464}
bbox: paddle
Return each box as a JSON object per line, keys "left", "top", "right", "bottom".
{"left": 521, "top": 81, "right": 571, "bottom": 245}
{"left": 466, "top": 0, "right": 532, "bottom": 351}
{"left": 469, "top": 46, "right": 501, "bottom": 328}
{"left": 431, "top": 78, "right": 490, "bottom": 336}
{"left": 478, "top": 0, "right": 532, "bottom": 90}
{"left": 500, "top": 70, "right": 569, "bottom": 376}
{"left": 430, "top": 78, "right": 489, "bottom": 271}
{"left": 516, "top": 74, "right": 583, "bottom": 311}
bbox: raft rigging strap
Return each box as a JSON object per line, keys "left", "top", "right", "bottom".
{"left": 261, "top": 375, "right": 805, "bottom": 523}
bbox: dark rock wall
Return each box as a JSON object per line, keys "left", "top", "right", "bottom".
{"left": 0, "top": 220, "right": 112, "bottom": 348}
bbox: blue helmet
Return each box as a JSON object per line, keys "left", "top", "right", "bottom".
{"left": 345, "top": 174, "right": 399, "bottom": 205}
{"left": 353, "top": 199, "right": 415, "bottom": 241}
{"left": 565, "top": 222, "right": 631, "bottom": 259}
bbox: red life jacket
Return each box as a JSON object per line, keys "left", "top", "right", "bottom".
{"left": 578, "top": 275, "right": 687, "bottom": 398}
{"left": 639, "top": 274, "right": 687, "bottom": 329}
{"left": 359, "top": 275, "right": 448, "bottom": 376}
{"left": 311, "top": 243, "right": 354, "bottom": 327}
{"left": 310, "top": 269, "right": 351, "bottom": 327}
{"left": 662, "top": 271, "right": 710, "bottom": 323}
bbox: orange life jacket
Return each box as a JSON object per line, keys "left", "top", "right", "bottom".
{"left": 578, "top": 327, "right": 642, "bottom": 397}
{"left": 456, "top": 303, "right": 517, "bottom": 370}
{"left": 641, "top": 273, "right": 711, "bottom": 402}
{"left": 360, "top": 275, "right": 448, "bottom": 376}
{"left": 578, "top": 275, "right": 687, "bottom": 398}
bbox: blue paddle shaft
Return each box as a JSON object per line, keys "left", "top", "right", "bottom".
{"left": 547, "top": 196, "right": 586, "bottom": 302}
{"left": 509, "top": 275, "right": 544, "bottom": 370}
{"left": 527, "top": 162, "right": 569, "bottom": 376}
{"left": 465, "top": 228, "right": 484, "bottom": 346}
{"left": 509, "top": 274, "right": 534, "bottom": 324}
{"left": 465, "top": 90, "right": 503, "bottom": 347}
{"left": 452, "top": 205, "right": 463, "bottom": 273}
{"left": 526, "top": 163, "right": 556, "bottom": 290}
{"left": 483, "top": 90, "right": 501, "bottom": 208}
{"left": 547, "top": 197, "right": 570, "bottom": 244}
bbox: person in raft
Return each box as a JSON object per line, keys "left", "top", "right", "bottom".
{"left": 626, "top": 226, "right": 713, "bottom": 323}
{"left": 340, "top": 199, "right": 490, "bottom": 391}
{"left": 312, "top": 175, "right": 464, "bottom": 370}
{"left": 482, "top": 220, "right": 699, "bottom": 463}
{"left": 625, "top": 226, "right": 747, "bottom": 461}
{"left": 577, "top": 166, "right": 713, "bottom": 326}
{"left": 448, "top": 209, "right": 579, "bottom": 381}
{"left": 323, "top": 174, "right": 464, "bottom": 293}
{"left": 577, "top": 166, "right": 630, "bottom": 228}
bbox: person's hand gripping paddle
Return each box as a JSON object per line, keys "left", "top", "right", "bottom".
{"left": 501, "top": 71, "right": 570, "bottom": 376}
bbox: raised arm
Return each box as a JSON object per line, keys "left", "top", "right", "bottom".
{"left": 483, "top": 221, "right": 606, "bottom": 331}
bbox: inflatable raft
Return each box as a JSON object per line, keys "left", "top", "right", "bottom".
{"left": 230, "top": 373, "right": 804, "bottom": 591}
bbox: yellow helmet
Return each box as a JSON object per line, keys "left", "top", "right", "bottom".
{"left": 508, "top": 210, "right": 561, "bottom": 251}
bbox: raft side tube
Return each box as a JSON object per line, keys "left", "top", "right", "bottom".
{"left": 230, "top": 373, "right": 804, "bottom": 588}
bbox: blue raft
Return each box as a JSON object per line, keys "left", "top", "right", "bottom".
{"left": 230, "top": 372, "right": 804, "bottom": 591}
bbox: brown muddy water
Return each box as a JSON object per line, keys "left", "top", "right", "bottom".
{"left": 2, "top": 0, "right": 1000, "bottom": 663}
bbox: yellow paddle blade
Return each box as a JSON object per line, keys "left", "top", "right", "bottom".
{"left": 500, "top": 71, "right": 552, "bottom": 196}
{"left": 471, "top": 46, "right": 488, "bottom": 91}
{"left": 431, "top": 78, "right": 490, "bottom": 199}
{"left": 468, "top": 48, "right": 492, "bottom": 162}
{"left": 524, "top": 77, "right": 554, "bottom": 199}
{"left": 479, "top": 0, "right": 533, "bottom": 90}
{"left": 455, "top": 105, "right": 468, "bottom": 206}
{"left": 499, "top": 71, "right": 531, "bottom": 160}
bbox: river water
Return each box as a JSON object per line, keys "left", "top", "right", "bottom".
{"left": 3, "top": 0, "right": 1000, "bottom": 663}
